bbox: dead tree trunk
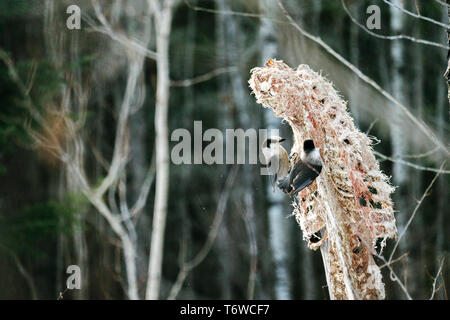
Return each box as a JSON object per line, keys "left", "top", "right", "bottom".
{"left": 249, "top": 59, "right": 397, "bottom": 300}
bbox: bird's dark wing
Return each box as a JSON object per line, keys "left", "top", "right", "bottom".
{"left": 289, "top": 160, "right": 320, "bottom": 195}
{"left": 288, "top": 159, "right": 307, "bottom": 186}
{"left": 311, "top": 164, "right": 322, "bottom": 175}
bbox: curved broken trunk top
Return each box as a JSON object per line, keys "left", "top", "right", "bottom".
{"left": 249, "top": 59, "right": 398, "bottom": 300}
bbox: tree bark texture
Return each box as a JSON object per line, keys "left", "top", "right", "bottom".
{"left": 249, "top": 59, "right": 397, "bottom": 300}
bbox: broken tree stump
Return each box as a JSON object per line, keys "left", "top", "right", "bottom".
{"left": 249, "top": 59, "right": 397, "bottom": 300}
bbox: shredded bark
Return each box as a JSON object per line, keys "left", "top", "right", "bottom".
{"left": 249, "top": 59, "right": 397, "bottom": 300}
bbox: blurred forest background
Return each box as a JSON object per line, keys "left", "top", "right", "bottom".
{"left": 0, "top": 0, "right": 449, "bottom": 299}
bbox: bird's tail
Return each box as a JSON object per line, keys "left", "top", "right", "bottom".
{"left": 277, "top": 177, "right": 291, "bottom": 194}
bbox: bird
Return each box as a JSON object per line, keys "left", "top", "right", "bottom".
{"left": 277, "top": 139, "right": 322, "bottom": 205}
{"left": 261, "top": 136, "right": 290, "bottom": 191}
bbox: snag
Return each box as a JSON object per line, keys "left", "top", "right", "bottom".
{"left": 249, "top": 59, "right": 397, "bottom": 300}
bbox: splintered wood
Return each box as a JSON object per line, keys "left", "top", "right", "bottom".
{"left": 249, "top": 59, "right": 397, "bottom": 300}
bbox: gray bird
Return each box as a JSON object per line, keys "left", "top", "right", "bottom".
{"left": 261, "top": 136, "right": 290, "bottom": 191}
{"left": 278, "top": 139, "right": 322, "bottom": 204}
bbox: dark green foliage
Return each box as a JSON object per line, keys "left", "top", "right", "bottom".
{"left": 0, "top": 195, "right": 84, "bottom": 259}
{"left": 0, "top": 57, "right": 63, "bottom": 176}
{"left": 0, "top": 0, "right": 29, "bottom": 19}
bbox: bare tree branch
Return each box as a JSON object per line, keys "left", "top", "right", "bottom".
{"left": 184, "top": 0, "right": 261, "bottom": 18}
{"left": 170, "top": 66, "right": 238, "bottom": 87}
{"left": 94, "top": 63, "right": 139, "bottom": 199}
{"left": 435, "top": 0, "right": 450, "bottom": 7}
{"left": 429, "top": 258, "right": 445, "bottom": 300}
{"left": 13, "top": 254, "right": 38, "bottom": 300}
{"left": 167, "top": 165, "right": 239, "bottom": 300}
{"left": 130, "top": 149, "right": 156, "bottom": 220}
{"left": 379, "top": 252, "right": 409, "bottom": 269}
{"left": 374, "top": 151, "right": 450, "bottom": 174}
{"left": 238, "top": 199, "right": 258, "bottom": 300}
{"left": 402, "top": 147, "right": 440, "bottom": 159}
{"left": 388, "top": 163, "right": 445, "bottom": 265}
{"left": 342, "top": 0, "right": 450, "bottom": 50}
{"left": 376, "top": 254, "right": 413, "bottom": 299}
{"left": 82, "top": 1, "right": 157, "bottom": 60}
{"left": 382, "top": 0, "right": 450, "bottom": 30}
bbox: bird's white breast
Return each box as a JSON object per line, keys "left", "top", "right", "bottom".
{"left": 304, "top": 149, "right": 322, "bottom": 166}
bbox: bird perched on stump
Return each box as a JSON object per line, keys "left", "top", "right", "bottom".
{"left": 278, "top": 139, "right": 322, "bottom": 204}
{"left": 261, "top": 136, "right": 290, "bottom": 191}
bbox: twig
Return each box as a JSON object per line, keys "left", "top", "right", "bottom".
{"left": 414, "top": 0, "right": 421, "bottom": 15}
{"left": 25, "top": 60, "right": 38, "bottom": 95}
{"left": 342, "top": 0, "right": 449, "bottom": 50}
{"left": 10, "top": 253, "right": 38, "bottom": 300}
{"left": 167, "top": 165, "right": 239, "bottom": 300}
{"left": 434, "top": 0, "right": 450, "bottom": 7}
{"left": 379, "top": 252, "right": 409, "bottom": 269}
{"left": 130, "top": 148, "right": 156, "bottom": 221}
{"left": 170, "top": 66, "right": 238, "bottom": 87}
{"left": 87, "top": 138, "right": 110, "bottom": 170}
{"left": 237, "top": 199, "right": 258, "bottom": 300}
{"left": 429, "top": 258, "right": 445, "bottom": 300}
{"left": 82, "top": 1, "right": 157, "bottom": 60}
{"left": 353, "top": 233, "right": 413, "bottom": 299}
{"left": 94, "top": 60, "right": 141, "bottom": 198}
{"left": 374, "top": 151, "right": 450, "bottom": 174}
{"left": 57, "top": 287, "right": 69, "bottom": 300}
{"left": 388, "top": 162, "right": 446, "bottom": 265}
{"left": 184, "top": 0, "right": 261, "bottom": 18}
{"left": 365, "top": 119, "right": 378, "bottom": 135}
{"left": 402, "top": 146, "right": 440, "bottom": 159}
{"left": 382, "top": 0, "right": 450, "bottom": 30}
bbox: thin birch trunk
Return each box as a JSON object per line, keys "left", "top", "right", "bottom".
{"left": 146, "top": 0, "right": 174, "bottom": 300}
{"left": 259, "top": 0, "right": 291, "bottom": 300}
{"left": 389, "top": 2, "right": 408, "bottom": 184}
{"left": 389, "top": 2, "right": 409, "bottom": 271}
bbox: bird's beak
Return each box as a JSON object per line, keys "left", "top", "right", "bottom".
{"left": 279, "top": 138, "right": 286, "bottom": 143}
